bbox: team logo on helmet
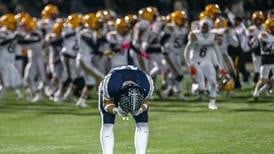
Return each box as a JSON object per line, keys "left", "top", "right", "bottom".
{"left": 117, "top": 81, "right": 144, "bottom": 114}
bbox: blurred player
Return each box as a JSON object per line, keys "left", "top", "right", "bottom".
{"left": 247, "top": 11, "right": 265, "bottom": 86}
{"left": 253, "top": 18, "right": 274, "bottom": 99}
{"left": 45, "top": 20, "right": 68, "bottom": 102}
{"left": 211, "top": 17, "right": 239, "bottom": 94}
{"left": 0, "top": 14, "right": 23, "bottom": 99}
{"left": 61, "top": 13, "right": 82, "bottom": 101}
{"left": 99, "top": 65, "right": 153, "bottom": 154}
{"left": 105, "top": 18, "right": 131, "bottom": 68}
{"left": 76, "top": 13, "right": 105, "bottom": 107}
{"left": 39, "top": 4, "right": 59, "bottom": 35}
{"left": 184, "top": 19, "right": 220, "bottom": 110}
{"left": 135, "top": 7, "right": 166, "bottom": 77}
{"left": 18, "top": 16, "right": 46, "bottom": 102}
{"left": 160, "top": 10, "right": 188, "bottom": 99}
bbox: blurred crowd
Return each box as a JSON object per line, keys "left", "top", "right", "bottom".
{"left": 0, "top": 1, "right": 273, "bottom": 110}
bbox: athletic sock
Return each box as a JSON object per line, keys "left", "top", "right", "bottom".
{"left": 100, "top": 124, "right": 114, "bottom": 154}
{"left": 135, "top": 123, "right": 149, "bottom": 154}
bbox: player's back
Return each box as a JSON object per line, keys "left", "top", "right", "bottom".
{"left": 104, "top": 65, "right": 153, "bottom": 100}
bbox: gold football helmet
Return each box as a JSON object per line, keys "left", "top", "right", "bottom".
{"left": 199, "top": 11, "right": 211, "bottom": 20}
{"left": 205, "top": 4, "right": 221, "bottom": 14}
{"left": 21, "top": 16, "right": 37, "bottom": 32}
{"left": 82, "top": 13, "right": 100, "bottom": 30}
{"left": 41, "top": 4, "right": 59, "bottom": 19}
{"left": 67, "top": 13, "right": 82, "bottom": 29}
{"left": 96, "top": 9, "right": 116, "bottom": 22}
{"left": 252, "top": 11, "right": 265, "bottom": 23}
{"left": 15, "top": 12, "right": 31, "bottom": 23}
{"left": 0, "top": 13, "right": 17, "bottom": 31}
{"left": 214, "top": 17, "right": 227, "bottom": 29}
{"left": 124, "top": 14, "right": 138, "bottom": 27}
{"left": 52, "top": 20, "right": 64, "bottom": 37}
{"left": 219, "top": 76, "right": 234, "bottom": 92}
{"left": 115, "top": 18, "right": 129, "bottom": 35}
{"left": 171, "top": 10, "right": 187, "bottom": 27}
{"left": 138, "top": 7, "right": 158, "bottom": 22}
{"left": 264, "top": 18, "right": 274, "bottom": 33}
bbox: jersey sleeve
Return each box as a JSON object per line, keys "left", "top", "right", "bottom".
{"left": 102, "top": 74, "right": 112, "bottom": 101}
{"left": 144, "top": 73, "right": 154, "bottom": 100}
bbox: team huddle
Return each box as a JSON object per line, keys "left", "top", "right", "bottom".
{"left": 0, "top": 4, "right": 274, "bottom": 110}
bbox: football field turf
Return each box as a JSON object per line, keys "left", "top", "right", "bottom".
{"left": 0, "top": 89, "right": 274, "bottom": 154}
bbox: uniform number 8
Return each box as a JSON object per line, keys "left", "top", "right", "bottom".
{"left": 199, "top": 47, "right": 207, "bottom": 57}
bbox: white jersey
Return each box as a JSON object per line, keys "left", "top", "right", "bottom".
{"left": 258, "top": 31, "right": 274, "bottom": 65}
{"left": 246, "top": 25, "right": 264, "bottom": 54}
{"left": 46, "top": 33, "right": 63, "bottom": 65}
{"left": 38, "top": 18, "right": 56, "bottom": 35}
{"left": 78, "top": 28, "right": 108, "bottom": 62}
{"left": 132, "top": 20, "right": 151, "bottom": 51}
{"left": 184, "top": 30, "right": 219, "bottom": 66}
{"left": 18, "top": 30, "right": 44, "bottom": 59}
{"left": 211, "top": 28, "right": 239, "bottom": 54}
{"left": 106, "top": 31, "right": 132, "bottom": 68}
{"left": 162, "top": 23, "right": 188, "bottom": 54}
{"left": 0, "top": 28, "right": 21, "bottom": 65}
{"left": 61, "top": 25, "right": 81, "bottom": 57}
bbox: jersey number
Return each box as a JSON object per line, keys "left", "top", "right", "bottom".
{"left": 72, "top": 39, "right": 79, "bottom": 51}
{"left": 8, "top": 41, "right": 16, "bottom": 53}
{"left": 199, "top": 47, "right": 207, "bottom": 57}
{"left": 174, "top": 36, "right": 184, "bottom": 48}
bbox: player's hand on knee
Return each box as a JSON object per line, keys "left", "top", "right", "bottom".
{"left": 113, "top": 106, "right": 127, "bottom": 117}
{"left": 133, "top": 104, "right": 148, "bottom": 116}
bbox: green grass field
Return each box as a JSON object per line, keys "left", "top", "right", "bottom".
{"left": 0, "top": 88, "right": 274, "bottom": 154}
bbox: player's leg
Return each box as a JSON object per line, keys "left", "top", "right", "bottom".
{"left": 253, "top": 65, "right": 270, "bottom": 99}
{"left": 204, "top": 64, "right": 218, "bottom": 110}
{"left": 252, "top": 54, "right": 261, "bottom": 87}
{"left": 133, "top": 110, "right": 149, "bottom": 154}
{"left": 98, "top": 84, "right": 115, "bottom": 154}
{"left": 76, "top": 74, "right": 95, "bottom": 107}
{"left": 32, "top": 57, "right": 47, "bottom": 102}
{"left": 24, "top": 60, "right": 37, "bottom": 100}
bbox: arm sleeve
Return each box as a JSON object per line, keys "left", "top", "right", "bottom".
{"left": 144, "top": 74, "right": 154, "bottom": 100}
{"left": 102, "top": 74, "right": 112, "bottom": 101}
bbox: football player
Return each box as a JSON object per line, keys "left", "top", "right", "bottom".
{"left": 99, "top": 65, "right": 153, "bottom": 154}
{"left": 61, "top": 13, "right": 82, "bottom": 101}
{"left": 105, "top": 18, "right": 131, "bottom": 68}
{"left": 211, "top": 17, "right": 239, "bottom": 94}
{"left": 39, "top": 4, "right": 59, "bottom": 35}
{"left": 18, "top": 16, "right": 46, "bottom": 102}
{"left": 184, "top": 19, "right": 221, "bottom": 110}
{"left": 247, "top": 11, "right": 265, "bottom": 86}
{"left": 45, "top": 20, "right": 68, "bottom": 102}
{"left": 253, "top": 18, "right": 274, "bottom": 99}
{"left": 0, "top": 14, "right": 23, "bottom": 99}
{"left": 160, "top": 10, "right": 188, "bottom": 99}
{"left": 76, "top": 13, "right": 105, "bottom": 107}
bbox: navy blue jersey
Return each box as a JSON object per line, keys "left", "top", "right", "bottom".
{"left": 102, "top": 65, "right": 154, "bottom": 101}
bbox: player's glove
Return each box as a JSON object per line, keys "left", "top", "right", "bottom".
{"left": 189, "top": 65, "right": 197, "bottom": 76}
{"left": 132, "top": 104, "right": 148, "bottom": 116}
{"left": 113, "top": 106, "right": 128, "bottom": 117}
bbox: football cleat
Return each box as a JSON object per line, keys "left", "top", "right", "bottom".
{"left": 208, "top": 99, "right": 218, "bottom": 110}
